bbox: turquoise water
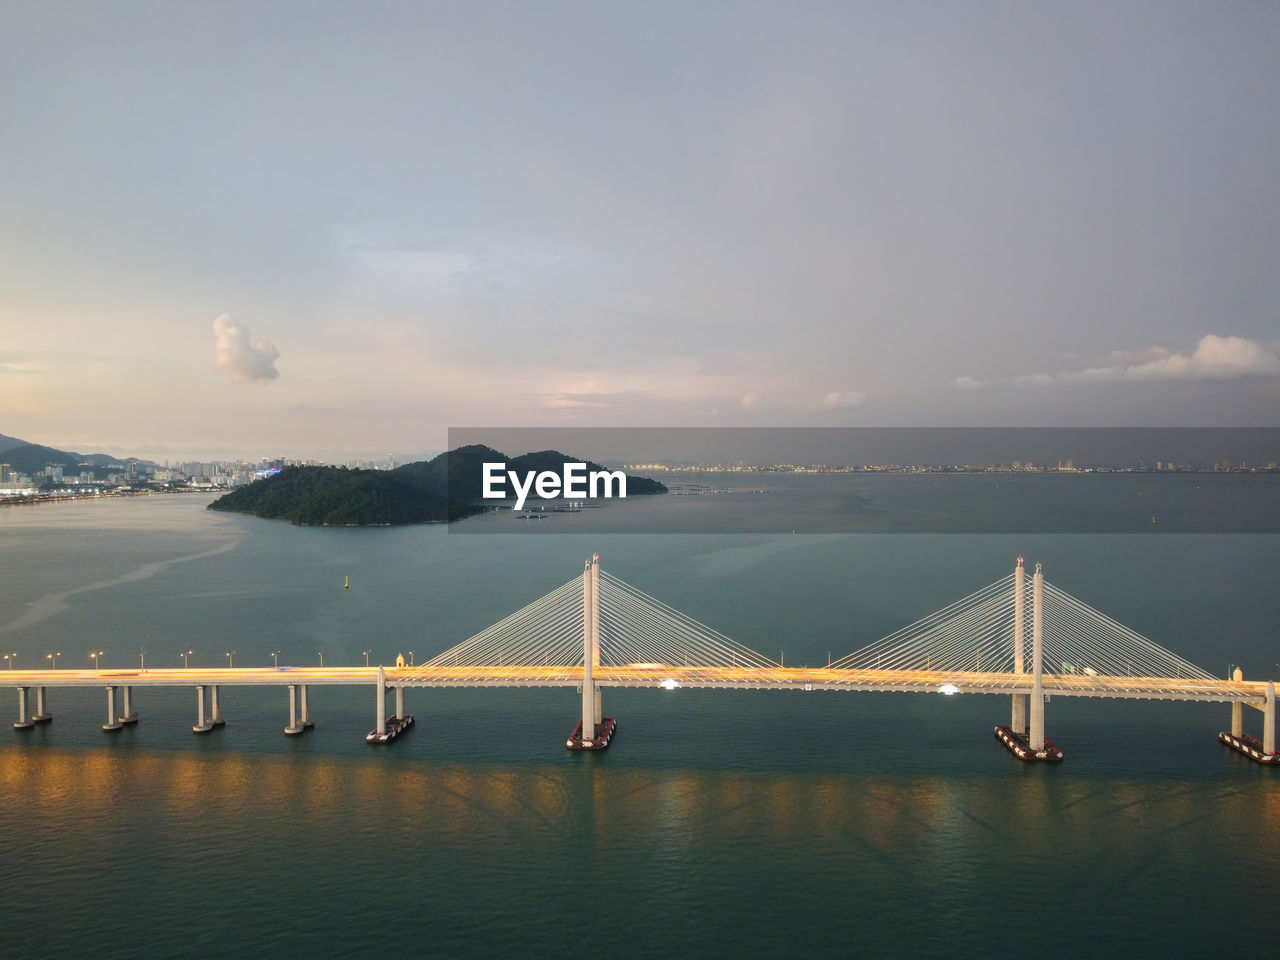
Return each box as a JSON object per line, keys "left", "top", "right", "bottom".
{"left": 0, "top": 495, "right": 1277, "bottom": 958}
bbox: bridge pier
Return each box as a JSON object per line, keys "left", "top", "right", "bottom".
{"left": 209, "top": 685, "right": 225, "bottom": 727}
{"left": 31, "top": 686, "right": 51, "bottom": 724}
{"left": 284, "top": 684, "right": 313, "bottom": 735}
{"left": 1011, "top": 694, "right": 1027, "bottom": 732}
{"left": 1231, "top": 667, "right": 1244, "bottom": 736}
{"left": 14, "top": 687, "right": 33, "bottom": 729}
{"left": 103, "top": 686, "right": 123, "bottom": 731}
{"left": 193, "top": 685, "right": 211, "bottom": 733}
{"left": 366, "top": 665, "right": 413, "bottom": 743}
{"left": 1265, "top": 682, "right": 1276, "bottom": 756}
{"left": 1219, "top": 677, "right": 1277, "bottom": 763}
{"left": 375, "top": 668, "right": 386, "bottom": 737}
{"left": 119, "top": 685, "right": 138, "bottom": 725}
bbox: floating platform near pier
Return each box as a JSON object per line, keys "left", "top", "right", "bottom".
{"left": 994, "top": 724, "right": 1064, "bottom": 761}
{"left": 1219, "top": 731, "right": 1279, "bottom": 764}
{"left": 567, "top": 717, "right": 616, "bottom": 751}
{"left": 367, "top": 714, "right": 414, "bottom": 744}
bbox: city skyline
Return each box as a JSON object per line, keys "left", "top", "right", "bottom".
{"left": 3, "top": 2, "right": 1279, "bottom": 463}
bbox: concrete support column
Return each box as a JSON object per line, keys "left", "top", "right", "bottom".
{"left": 594, "top": 686, "right": 602, "bottom": 725}
{"left": 120, "top": 685, "right": 136, "bottom": 723}
{"left": 1029, "top": 562, "right": 1045, "bottom": 750}
{"left": 289, "top": 685, "right": 298, "bottom": 729}
{"left": 16, "top": 687, "right": 30, "bottom": 728}
{"left": 395, "top": 685, "right": 404, "bottom": 720}
{"left": 300, "top": 684, "right": 310, "bottom": 723}
{"left": 34, "top": 686, "right": 49, "bottom": 721}
{"left": 1231, "top": 667, "right": 1244, "bottom": 737}
{"left": 582, "top": 557, "right": 595, "bottom": 741}
{"left": 197, "top": 686, "right": 206, "bottom": 728}
{"left": 1265, "top": 682, "right": 1276, "bottom": 756}
{"left": 376, "top": 666, "right": 386, "bottom": 735}
{"left": 103, "top": 686, "right": 122, "bottom": 731}
{"left": 210, "top": 685, "right": 222, "bottom": 723}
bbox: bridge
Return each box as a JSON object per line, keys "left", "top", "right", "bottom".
{"left": 8, "top": 557, "right": 1277, "bottom": 763}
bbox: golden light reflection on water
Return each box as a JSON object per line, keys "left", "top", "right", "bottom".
{"left": 5, "top": 746, "right": 1280, "bottom": 867}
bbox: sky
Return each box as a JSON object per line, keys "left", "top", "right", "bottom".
{"left": 1, "top": 1, "right": 1278, "bottom": 462}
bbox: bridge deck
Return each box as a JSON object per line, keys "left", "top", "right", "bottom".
{"left": 4, "top": 666, "right": 1268, "bottom": 704}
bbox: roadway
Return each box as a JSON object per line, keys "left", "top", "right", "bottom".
{"left": 3, "top": 665, "right": 1269, "bottom": 704}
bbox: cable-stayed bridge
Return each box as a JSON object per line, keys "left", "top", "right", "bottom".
{"left": 9, "top": 557, "right": 1277, "bottom": 763}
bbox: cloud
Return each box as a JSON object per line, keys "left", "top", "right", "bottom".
{"left": 819, "top": 390, "right": 865, "bottom": 410}
{"left": 953, "top": 376, "right": 984, "bottom": 389}
{"left": 741, "top": 389, "right": 864, "bottom": 412}
{"left": 213, "top": 314, "right": 280, "bottom": 383}
{"left": 1018, "top": 335, "right": 1280, "bottom": 386}
{"left": 0, "top": 361, "right": 43, "bottom": 376}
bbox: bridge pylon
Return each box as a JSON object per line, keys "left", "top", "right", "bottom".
{"left": 1011, "top": 558, "right": 1027, "bottom": 733}
{"left": 994, "top": 559, "right": 1063, "bottom": 761}
{"left": 570, "top": 554, "right": 614, "bottom": 750}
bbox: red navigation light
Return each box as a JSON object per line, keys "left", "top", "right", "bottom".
{"left": 1017, "top": 556, "right": 1024, "bottom": 563}
{"left": 592, "top": 553, "right": 599, "bottom": 560}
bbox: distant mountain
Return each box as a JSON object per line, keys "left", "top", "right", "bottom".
{"left": 0, "top": 435, "right": 149, "bottom": 477}
{"left": 207, "top": 465, "right": 482, "bottom": 526}
{"left": 394, "top": 444, "right": 667, "bottom": 500}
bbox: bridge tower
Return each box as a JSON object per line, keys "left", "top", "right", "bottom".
{"left": 569, "top": 554, "right": 613, "bottom": 749}
{"left": 580, "top": 555, "right": 599, "bottom": 742}
{"left": 1011, "top": 558, "right": 1027, "bottom": 732}
{"left": 1029, "top": 561, "right": 1046, "bottom": 750}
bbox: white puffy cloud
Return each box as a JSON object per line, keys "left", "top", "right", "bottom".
{"left": 1018, "top": 335, "right": 1280, "bottom": 386}
{"left": 213, "top": 314, "right": 280, "bottom": 383}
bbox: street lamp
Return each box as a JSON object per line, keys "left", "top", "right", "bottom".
{"left": 139, "top": 647, "right": 146, "bottom": 670}
{"left": 226, "top": 651, "right": 235, "bottom": 668}
{"left": 409, "top": 650, "right": 414, "bottom": 667}
{"left": 3, "top": 653, "right": 14, "bottom": 669}
{"left": 317, "top": 651, "right": 324, "bottom": 667}
{"left": 363, "top": 650, "right": 370, "bottom": 666}
{"left": 89, "top": 650, "right": 103, "bottom": 668}
{"left": 181, "top": 650, "right": 193, "bottom": 668}
{"left": 271, "top": 651, "right": 280, "bottom": 667}
{"left": 47, "top": 652, "right": 61, "bottom": 669}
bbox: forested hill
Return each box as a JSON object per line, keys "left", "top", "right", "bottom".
{"left": 206, "top": 466, "right": 482, "bottom": 525}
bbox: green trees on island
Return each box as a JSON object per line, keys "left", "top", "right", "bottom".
{"left": 206, "top": 465, "right": 479, "bottom": 526}
{"left": 206, "top": 446, "right": 666, "bottom": 526}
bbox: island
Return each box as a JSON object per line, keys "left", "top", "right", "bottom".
{"left": 206, "top": 445, "right": 667, "bottom": 526}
